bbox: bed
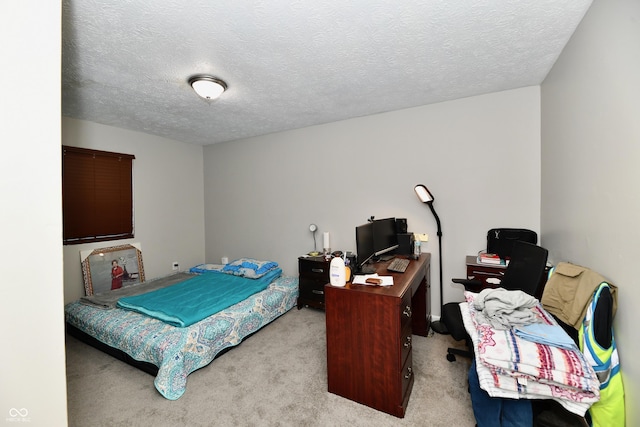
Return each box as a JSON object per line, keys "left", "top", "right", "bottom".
{"left": 65, "top": 259, "right": 298, "bottom": 400}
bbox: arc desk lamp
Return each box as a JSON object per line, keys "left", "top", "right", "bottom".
{"left": 414, "top": 184, "right": 448, "bottom": 335}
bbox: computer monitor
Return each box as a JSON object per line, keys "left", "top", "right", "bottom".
{"left": 355, "top": 222, "right": 375, "bottom": 273}
{"left": 355, "top": 218, "right": 399, "bottom": 273}
{"left": 372, "top": 217, "right": 399, "bottom": 257}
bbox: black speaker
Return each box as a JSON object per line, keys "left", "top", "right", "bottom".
{"left": 396, "top": 233, "right": 414, "bottom": 255}
{"left": 395, "top": 218, "right": 408, "bottom": 234}
{"left": 346, "top": 252, "right": 357, "bottom": 269}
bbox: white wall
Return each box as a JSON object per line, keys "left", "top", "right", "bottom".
{"left": 0, "top": 1, "right": 67, "bottom": 425}
{"left": 61, "top": 118, "right": 206, "bottom": 303}
{"left": 541, "top": 0, "right": 639, "bottom": 423}
{"left": 203, "top": 87, "right": 541, "bottom": 317}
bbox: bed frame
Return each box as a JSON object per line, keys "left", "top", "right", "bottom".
{"left": 66, "top": 322, "right": 250, "bottom": 377}
{"left": 66, "top": 323, "right": 159, "bottom": 375}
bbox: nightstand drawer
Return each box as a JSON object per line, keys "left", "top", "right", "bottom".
{"left": 299, "top": 258, "right": 330, "bottom": 279}
{"left": 299, "top": 278, "right": 326, "bottom": 301}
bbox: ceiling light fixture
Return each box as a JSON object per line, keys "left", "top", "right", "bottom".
{"left": 188, "top": 75, "right": 227, "bottom": 100}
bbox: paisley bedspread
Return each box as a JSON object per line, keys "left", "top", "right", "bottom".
{"left": 65, "top": 275, "right": 298, "bottom": 400}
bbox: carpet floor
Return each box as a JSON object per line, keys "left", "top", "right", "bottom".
{"left": 65, "top": 307, "right": 476, "bottom": 426}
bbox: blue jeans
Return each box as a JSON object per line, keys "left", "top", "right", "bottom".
{"left": 468, "top": 360, "right": 532, "bottom": 427}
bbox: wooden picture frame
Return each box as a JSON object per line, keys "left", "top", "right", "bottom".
{"left": 80, "top": 243, "right": 145, "bottom": 296}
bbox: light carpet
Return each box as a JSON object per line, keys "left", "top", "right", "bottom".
{"left": 65, "top": 307, "right": 476, "bottom": 426}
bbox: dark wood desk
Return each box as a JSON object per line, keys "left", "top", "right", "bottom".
{"left": 324, "top": 254, "right": 431, "bottom": 418}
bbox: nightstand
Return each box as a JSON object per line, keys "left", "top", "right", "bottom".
{"left": 465, "top": 255, "right": 508, "bottom": 287}
{"left": 297, "top": 256, "right": 330, "bottom": 310}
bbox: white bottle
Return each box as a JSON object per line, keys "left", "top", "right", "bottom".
{"left": 414, "top": 238, "right": 421, "bottom": 259}
{"left": 329, "top": 256, "right": 346, "bottom": 287}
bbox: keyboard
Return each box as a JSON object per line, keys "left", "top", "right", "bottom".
{"left": 387, "top": 258, "right": 410, "bottom": 273}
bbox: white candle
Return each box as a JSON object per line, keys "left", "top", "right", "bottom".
{"left": 323, "top": 232, "right": 330, "bottom": 250}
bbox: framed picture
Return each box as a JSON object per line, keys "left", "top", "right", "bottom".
{"left": 80, "top": 243, "right": 145, "bottom": 296}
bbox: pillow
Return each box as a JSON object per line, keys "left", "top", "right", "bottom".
{"left": 222, "top": 258, "right": 279, "bottom": 279}
{"left": 189, "top": 264, "right": 225, "bottom": 274}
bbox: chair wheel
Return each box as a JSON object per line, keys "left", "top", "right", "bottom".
{"left": 447, "top": 353, "right": 456, "bottom": 362}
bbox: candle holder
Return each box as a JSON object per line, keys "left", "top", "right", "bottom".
{"left": 322, "top": 232, "right": 331, "bottom": 257}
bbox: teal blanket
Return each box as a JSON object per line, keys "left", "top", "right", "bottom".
{"left": 117, "top": 268, "right": 282, "bottom": 327}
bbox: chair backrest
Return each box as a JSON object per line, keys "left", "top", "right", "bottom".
{"left": 500, "top": 240, "right": 549, "bottom": 297}
{"left": 487, "top": 228, "right": 537, "bottom": 259}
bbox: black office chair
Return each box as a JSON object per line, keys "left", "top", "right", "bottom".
{"left": 442, "top": 240, "right": 549, "bottom": 362}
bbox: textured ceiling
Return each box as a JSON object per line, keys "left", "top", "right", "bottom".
{"left": 61, "top": 0, "right": 592, "bottom": 146}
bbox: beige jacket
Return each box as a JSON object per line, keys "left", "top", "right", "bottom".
{"left": 541, "top": 262, "right": 618, "bottom": 330}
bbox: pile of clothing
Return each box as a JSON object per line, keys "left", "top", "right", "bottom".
{"left": 463, "top": 262, "right": 625, "bottom": 427}
{"left": 461, "top": 288, "right": 600, "bottom": 417}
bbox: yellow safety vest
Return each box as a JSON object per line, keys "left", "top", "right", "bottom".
{"left": 579, "top": 283, "right": 625, "bottom": 427}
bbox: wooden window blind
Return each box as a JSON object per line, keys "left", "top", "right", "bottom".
{"left": 62, "top": 146, "right": 135, "bottom": 245}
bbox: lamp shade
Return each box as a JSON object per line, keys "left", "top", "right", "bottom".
{"left": 189, "top": 75, "right": 227, "bottom": 100}
{"left": 414, "top": 184, "right": 434, "bottom": 203}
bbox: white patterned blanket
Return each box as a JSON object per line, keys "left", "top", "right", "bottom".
{"left": 461, "top": 291, "right": 600, "bottom": 416}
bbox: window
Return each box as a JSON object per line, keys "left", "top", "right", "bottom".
{"left": 62, "top": 146, "right": 135, "bottom": 245}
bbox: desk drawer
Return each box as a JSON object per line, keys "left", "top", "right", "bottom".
{"left": 400, "top": 351, "right": 413, "bottom": 400}
{"left": 399, "top": 292, "right": 413, "bottom": 331}
{"left": 399, "top": 292, "right": 413, "bottom": 370}
{"left": 467, "top": 264, "right": 505, "bottom": 277}
{"left": 400, "top": 322, "right": 412, "bottom": 367}
{"left": 466, "top": 265, "right": 505, "bottom": 288}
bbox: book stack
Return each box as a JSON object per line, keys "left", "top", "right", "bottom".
{"left": 477, "top": 251, "right": 505, "bottom": 265}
